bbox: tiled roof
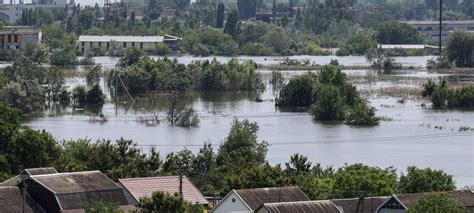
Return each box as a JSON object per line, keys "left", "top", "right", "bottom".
{"left": 257, "top": 200, "right": 342, "bottom": 213}
{"left": 119, "top": 176, "right": 209, "bottom": 205}
{"left": 0, "top": 186, "right": 40, "bottom": 213}
{"left": 234, "top": 186, "right": 310, "bottom": 211}
{"left": 331, "top": 196, "right": 389, "bottom": 213}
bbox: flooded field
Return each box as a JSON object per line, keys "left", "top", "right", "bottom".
{"left": 24, "top": 57, "right": 474, "bottom": 187}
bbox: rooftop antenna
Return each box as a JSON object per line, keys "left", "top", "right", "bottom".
{"left": 438, "top": 0, "right": 443, "bottom": 55}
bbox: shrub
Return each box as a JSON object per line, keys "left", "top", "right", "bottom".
{"left": 154, "top": 43, "right": 172, "bottom": 56}
{"left": 345, "top": 101, "right": 379, "bottom": 126}
{"left": 175, "top": 108, "right": 200, "bottom": 127}
{"left": 310, "top": 84, "right": 346, "bottom": 121}
{"left": 276, "top": 73, "right": 318, "bottom": 107}
{"left": 407, "top": 192, "right": 469, "bottom": 213}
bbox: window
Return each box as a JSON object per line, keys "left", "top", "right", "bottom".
{"left": 7, "top": 35, "right": 11, "bottom": 43}
{"left": 90, "top": 42, "right": 93, "bottom": 47}
{"left": 123, "top": 42, "right": 127, "bottom": 48}
{"left": 140, "top": 42, "right": 143, "bottom": 49}
{"left": 132, "top": 42, "right": 135, "bottom": 47}
{"left": 107, "top": 42, "right": 110, "bottom": 48}
{"left": 81, "top": 42, "right": 85, "bottom": 46}
{"left": 14, "top": 34, "right": 18, "bottom": 43}
{"left": 98, "top": 42, "right": 101, "bottom": 47}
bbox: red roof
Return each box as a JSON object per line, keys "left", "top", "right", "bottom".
{"left": 119, "top": 176, "right": 209, "bottom": 205}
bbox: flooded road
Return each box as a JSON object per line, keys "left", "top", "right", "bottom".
{"left": 24, "top": 61, "right": 474, "bottom": 188}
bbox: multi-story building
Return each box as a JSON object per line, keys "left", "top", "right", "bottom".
{"left": 0, "top": 26, "right": 41, "bottom": 49}
{"left": 0, "top": 0, "right": 71, "bottom": 22}
{"left": 403, "top": 20, "right": 474, "bottom": 40}
{"left": 77, "top": 35, "right": 181, "bottom": 53}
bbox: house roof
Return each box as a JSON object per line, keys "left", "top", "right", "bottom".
{"left": 234, "top": 186, "right": 310, "bottom": 211}
{"left": 0, "top": 186, "right": 42, "bottom": 213}
{"left": 331, "top": 196, "right": 389, "bottom": 213}
{"left": 29, "top": 171, "right": 129, "bottom": 210}
{"left": 256, "top": 200, "right": 342, "bottom": 213}
{"left": 118, "top": 176, "right": 209, "bottom": 205}
{"left": 78, "top": 35, "right": 165, "bottom": 43}
{"left": 396, "top": 190, "right": 474, "bottom": 208}
{"left": 23, "top": 167, "right": 58, "bottom": 176}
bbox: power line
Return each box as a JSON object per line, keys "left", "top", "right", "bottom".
{"left": 132, "top": 132, "right": 474, "bottom": 147}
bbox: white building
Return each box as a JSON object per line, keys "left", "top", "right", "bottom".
{"left": 0, "top": 0, "right": 71, "bottom": 22}
{"left": 403, "top": 20, "right": 474, "bottom": 40}
{"left": 77, "top": 35, "right": 181, "bottom": 53}
{"left": 211, "top": 186, "right": 310, "bottom": 213}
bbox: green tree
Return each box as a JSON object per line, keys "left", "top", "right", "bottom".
{"left": 332, "top": 164, "right": 399, "bottom": 198}
{"left": 138, "top": 191, "right": 190, "bottom": 213}
{"left": 216, "top": 2, "right": 225, "bottom": 28}
{"left": 276, "top": 73, "right": 318, "bottom": 107}
{"left": 336, "top": 33, "right": 377, "bottom": 56}
{"left": 445, "top": 30, "right": 474, "bottom": 68}
{"left": 345, "top": 101, "right": 379, "bottom": 126}
{"left": 224, "top": 10, "right": 240, "bottom": 40}
{"left": 400, "top": 166, "right": 456, "bottom": 193}
{"left": 310, "top": 84, "right": 346, "bottom": 121}
{"left": 284, "top": 154, "right": 312, "bottom": 176}
{"left": 86, "top": 84, "right": 105, "bottom": 106}
{"left": 82, "top": 201, "right": 121, "bottom": 213}
{"left": 376, "top": 21, "right": 424, "bottom": 44}
{"left": 118, "top": 47, "right": 144, "bottom": 67}
{"left": 407, "top": 192, "right": 469, "bottom": 213}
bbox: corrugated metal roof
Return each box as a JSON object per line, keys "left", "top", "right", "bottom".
{"left": 378, "top": 44, "right": 426, "bottom": 49}
{"left": 78, "top": 35, "right": 165, "bottom": 43}
{"left": 0, "top": 186, "right": 39, "bottom": 213}
{"left": 31, "top": 171, "right": 122, "bottom": 194}
{"left": 119, "top": 176, "right": 209, "bottom": 205}
{"left": 30, "top": 171, "right": 129, "bottom": 210}
{"left": 24, "top": 167, "right": 58, "bottom": 176}
{"left": 235, "top": 186, "right": 310, "bottom": 211}
{"left": 331, "top": 196, "right": 389, "bottom": 213}
{"left": 257, "top": 200, "right": 342, "bottom": 213}
{"left": 396, "top": 190, "right": 474, "bottom": 208}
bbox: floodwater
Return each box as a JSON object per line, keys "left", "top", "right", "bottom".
{"left": 24, "top": 56, "right": 474, "bottom": 188}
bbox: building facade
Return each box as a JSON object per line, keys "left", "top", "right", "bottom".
{"left": 77, "top": 35, "right": 181, "bottom": 53}
{"left": 403, "top": 20, "right": 474, "bottom": 40}
{"left": 0, "top": 26, "right": 41, "bottom": 49}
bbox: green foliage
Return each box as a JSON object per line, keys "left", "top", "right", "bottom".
{"left": 86, "top": 84, "right": 105, "bottom": 106}
{"left": 276, "top": 73, "right": 318, "bottom": 107}
{"left": 400, "top": 166, "right": 456, "bottom": 193}
{"left": 183, "top": 28, "right": 238, "bottom": 56}
{"left": 86, "top": 65, "right": 102, "bottom": 85}
{"left": 422, "top": 80, "right": 474, "bottom": 108}
{"left": 407, "top": 192, "right": 469, "bottom": 213}
{"left": 345, "top": 100, "right": 380, "bottom": 126}
{"left": 50, "top": 46, "right": 78, "bottom": 66}
{"left": 175, "top": 108, "right": 200, "bottom": 127}
{"left": 138, "top": 191, "right": 192, "bottom": 213}
{"left": 224, "top": 10, "right": 240, "bottom": 40}
{"left": 240, "top": 43, "right": 275, "bottom": 56}
{"left": 336, "top": 33, "right": 377, "bottom": 56}
{"left": 118, "top": 47, "right": 144, "bottom": 67}
{"left": 332, "top": 164, "right": 399, "bottom": 198}
{"left": 310, "top": 84, "right": 347, "bottom": 121}
{"left": 154, "top": 43, "right": 172, "bottom": 56}
{"left": 445, "top": 30, "right": 474, "bottom": 68}
{"left": 82, "top": 201, "right": 122, "bottom": 213}
{"left": 376, "top": 21, "right": 424, "bottom": 44}
{"left": 366, "top": 48, "right": 401, "bottom": 70}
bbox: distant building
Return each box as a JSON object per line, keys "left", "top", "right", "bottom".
{"left": 0, "top": 0, "right": 72, "bottom": 22}
{"left": 377, "top": 44, "right": 439, "bottom": 54}
{"left": 119, "top": 176, "right": 209, "bottom": 206}
{"left": 211, "top": 186, "right": 310, "bottom": 213}
{"left": 0, "top": 26, "right": 41, "bottom": 49}
{"left": 403, "top": 20, "right": 474, "bottom": 40}
{"left": 126, "top": 7, "right": 145, "bottom": 20}
{"left": 256, "top": 200, "right": 342, "bottom": 213}
{"left": 77, "top": 35, "right": 181, "bottom": 53}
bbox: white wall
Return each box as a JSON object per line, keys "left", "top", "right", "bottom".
{"left": 212, "top": 192, "right": 252, "bottom": 213}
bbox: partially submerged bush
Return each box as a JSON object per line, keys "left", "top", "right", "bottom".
{"left": 345, "top": 101, "right": 380, "bottom": 126}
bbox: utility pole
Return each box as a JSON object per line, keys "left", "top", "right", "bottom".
{"left": 439, "top": 0, "right": 443, "bottom": 55}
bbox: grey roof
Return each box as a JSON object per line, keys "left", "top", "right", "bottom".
{"left": 395, "top": 190, "right": 474, "bottom": 208}
{"left": 331, "top": 196, "right": 389, "bottom": 213}
{"left": 0, "top": 186, "right": 42, "bottom": 213}
{"left": 23, "top": 167, "right": 58, "bottom": 176}
{"left": 0, "top": 26, "right": 41, "bottom": 34}
{"left": 234, "top": 186, "right": 310, "bottom": 211}
{"left": 30, "top": 171, "right": 129, "bottom": 210}
{"left": 79, "top": 35, "right": 165, "bottom": 43}
{"left": 257, "top": 200, "right": 342, "bottom": 213}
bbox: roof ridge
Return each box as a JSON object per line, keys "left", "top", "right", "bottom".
{"left": 119, "top": 175, "right": 183, "bottom": 181}
{"left": 31, "top": 170, "right": 101, "bottom": 177}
